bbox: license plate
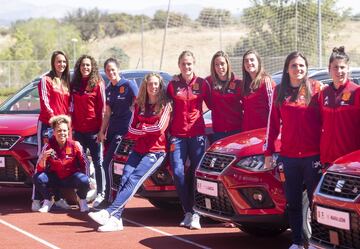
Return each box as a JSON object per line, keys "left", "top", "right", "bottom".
{"left": 0, "top": 157, "right": 4, "bottom": 168}
{"left": 197, "top": 179, "right": 218, "bottom": 197}
{"left": 316, "top": 206, "right": 350, "bottom": 230}
{"left": 113, "top": 162, "right": 125, "bottom": 175}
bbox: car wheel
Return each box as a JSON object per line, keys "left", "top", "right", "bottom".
{"left": 239, "top": 224, "right": 288, "bottom": 236}
{"left": 148, "top": 198, "right": 181, "bottom": 210}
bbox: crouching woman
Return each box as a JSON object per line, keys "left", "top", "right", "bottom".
{"left": 32, "top": 115, "right": 90, "bottom": 212}
{"left": 88, "top": 72, "right": 171, "bottom": 232}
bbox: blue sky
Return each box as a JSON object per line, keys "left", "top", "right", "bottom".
{"left": 1, "top": 0, "right": 359, "bottom": 25}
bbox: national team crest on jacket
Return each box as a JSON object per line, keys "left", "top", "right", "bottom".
{"left": 119, "top": 86, "right": 125, "bottom": 94}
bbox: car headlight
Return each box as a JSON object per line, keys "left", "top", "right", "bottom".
{"left": 235, "top": 154, "right": 278, "bottom": 172}
{"left": 22, "top": 135, "right": 38, "bottom": 145}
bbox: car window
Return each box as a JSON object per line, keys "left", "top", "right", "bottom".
{"left": 9, "top": 86, "right": 40, "bottom": 112}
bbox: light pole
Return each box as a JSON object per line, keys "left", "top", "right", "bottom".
{"left": 71, "top": 38, "right": 78, "bottom": 67}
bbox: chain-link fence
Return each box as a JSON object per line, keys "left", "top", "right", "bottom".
{"left": 1, "top": 0, "right": 360, "bottom": 90}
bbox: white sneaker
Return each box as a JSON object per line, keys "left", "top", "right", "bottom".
{"left": 190, "top": 213, "right": 201, "bottom": 230}
{"left": 88, "top": 209, "right": 110, "bottom": 226}
{"left": 31, "top": 200, "right": 41, "bottom": 212}
{"left": 289, "top": 244, "right": 304, "bottom": 249}
{"left": 98, "top": 216, "right": 123, "bottom": 232}
{"left": 55, "top": 199, "right": 71, "bottom": 210}
{"left": 180, "top": 212, "right": 192, "bottom": 227}
{"left": 79, "top": 199, "right": 89, "bottom": 212}
{"left": 92, "top": 194, "right": 105, "bottom": 208}
{"left": 39, "top": 199, "right": 54, "bottom": 213}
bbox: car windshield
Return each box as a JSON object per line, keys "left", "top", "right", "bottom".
{"left": 0, "top": 70, "right": 172, "bottom": 114}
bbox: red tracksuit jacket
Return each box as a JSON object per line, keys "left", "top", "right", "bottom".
{"left": 71, "top": 77, "right": 105, "bottom": 133}
{"left": 127, "top": 103, "right": 171, "bottom": 154}
{"left": 36, "top": 137, "right": 89, "bottom": 179}
{"left": 264, "top": 80, "right": 322, "bottom": 158}
{"left": 241, "top": 78, "right": 275, "bottom": 132}
{"left": 205, "top": 74, "right": 243, "bottom": 133}
{"left": 319, "top": 80, "right": 360, "bottom": 164}
{"left": 38, "top": 76, "right": 70, "bottom": 124}
{"left": 167, "top": 75, "right": 211, "bottom": 137}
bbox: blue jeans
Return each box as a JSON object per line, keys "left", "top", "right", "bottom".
{"left": 169, "top": 136, "right": 206, "bottom": 213}
{"left": 74, "top": 131, "right": 104, "bottom": 195}
{"left": 33, "top": 171, "right": 89, "bottom": 200}
{"left": 210, "top": 129, "right": 240, "bottom": 144}
{"left": 278, "top": 155, "right": 322, "bottom": 245}
{"left": 103, "top": 134, "right": 122, "bottom": 201}
{"left": 106, "top": 151, "right": 165, "bottom": 219}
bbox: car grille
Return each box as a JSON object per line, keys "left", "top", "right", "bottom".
{"left": 0, "top": 136, "right": 21, "bottom": 150}
{"left": 115, "top": 138, "right": 135, "bottom": 156}
{"left": 199, "top": 152, "right": 236, "bottom": 173}
{"left": 311, "top": 205, "right": 360, "bottom": 249}
{"left": 0, "top": 156, "right": 28, "bottom": 182}
{"left": 319, "top": 172, "right": 360, "bottom": 200}
{"left": 194, "top": 181, "right": 235, "bottom": 217}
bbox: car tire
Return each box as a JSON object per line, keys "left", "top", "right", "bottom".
{"left": 148, "top": 198, "right": 181, "bottom": 210}
{"left": 239, "top": 224, "right": 288, "bottom": 237}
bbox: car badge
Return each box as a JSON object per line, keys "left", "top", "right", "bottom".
{"left": 335, "top": 179, "right": 345, "bottom": 193}
{"left": 209, "top": 157, "right": 217, "bottom": 168}
{"left": 352, "top": 187, "right": 359, "bottom": 194}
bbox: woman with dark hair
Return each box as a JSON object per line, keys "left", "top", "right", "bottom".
{"left": 71, "top": 54, "right": 106, "bottom": 208}
{"left": 167, "top": 50, "right": 211, "bottom": 230}
{"left": 32, "top": 50, "right": 72, "bottom": 212}
{"left": 319, "top": 46, "right": 360, "bottom": 165}
{"left": 88, "top": 73, "right": 171, "bottom": 232}
{"left": 206, "top": 50, "right": 242, "bottom": 143}
{"left": 264, "top": 51, "right": 323, "bottom": 249}
{"left": 241, "top": 49, "right": 275, "bottom": 131}
{"left": 95, "top": 58, "right": 138, "bottom": 208}
{"left": 33, "top": 115, "right": 90, "bottom": 213}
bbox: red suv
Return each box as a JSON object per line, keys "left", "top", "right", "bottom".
{"left": 310, "top": 149, "right": 360, "bottom": 249}
{"left": 193, "top": 128, "right": 296, "bottom": 236}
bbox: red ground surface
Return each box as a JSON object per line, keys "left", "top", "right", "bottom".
{"left": 0, "top": 186, "right": 292, "bottom": 249}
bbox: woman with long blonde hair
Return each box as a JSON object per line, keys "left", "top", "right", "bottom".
{"left": 88, "top": 73, "right": 171, "bottom": 232}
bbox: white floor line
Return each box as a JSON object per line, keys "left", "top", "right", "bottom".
{"left": 0, "top": 218, "right": 61, "bottom": 249}
{"left": 123, "top": 218, "right": 212, "bottom": 249}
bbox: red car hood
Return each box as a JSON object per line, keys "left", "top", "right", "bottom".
{"left": 0, "top": 114, "right": 38, "bottom": 136}
{"left": 329, "top": 150, "right": 360, "bottom": 176}
{"left": 208, "top": 128, "right": 280, "bottom": 157}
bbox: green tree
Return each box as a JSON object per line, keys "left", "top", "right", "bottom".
{"left": 64, "top": 8, "right": 103, "bottom": 41}
{"left": 99, "top": 47, "right": 130, "bottom": 69}
{"left": 228, "top": 0, "right": 348, "bottom": 69}
{"left": 197, "top": 8, "right": 234, "bottom": 27}
{"left": 151, "top": 10, "right": 192, "bottom": 28}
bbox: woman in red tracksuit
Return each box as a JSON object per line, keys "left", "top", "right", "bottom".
{"left": 167, "top": 50, "right": 211, "bottom": 230}
{"left": 32, "top": 50, "right": 71, "bottom": 212}
{"left": 319, "top": 46, "right": 360, "bottom": 165}
{"left": 206, "top": 50, "right": 243, "bottom": 143}
{"left": 88, "top": 73, "right": 171, "bottom": 232}
{"left": 241, "top": 49, "right": 275, "bottom": 131}
{"left": 33, "top": 115, "right": 90, "bottom": 213}
{"left": 71, "top": 55, "right": 106, "bottom": 206}
{"left": 264, "top": 52, "right": 323, "bottom": 249}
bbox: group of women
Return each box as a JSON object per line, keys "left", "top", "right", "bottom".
{"left": 264, "top": 47, "right": 360, "bottom": 249}
{"left": 30, "top": 46, "right": 360, "bottom": 249}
